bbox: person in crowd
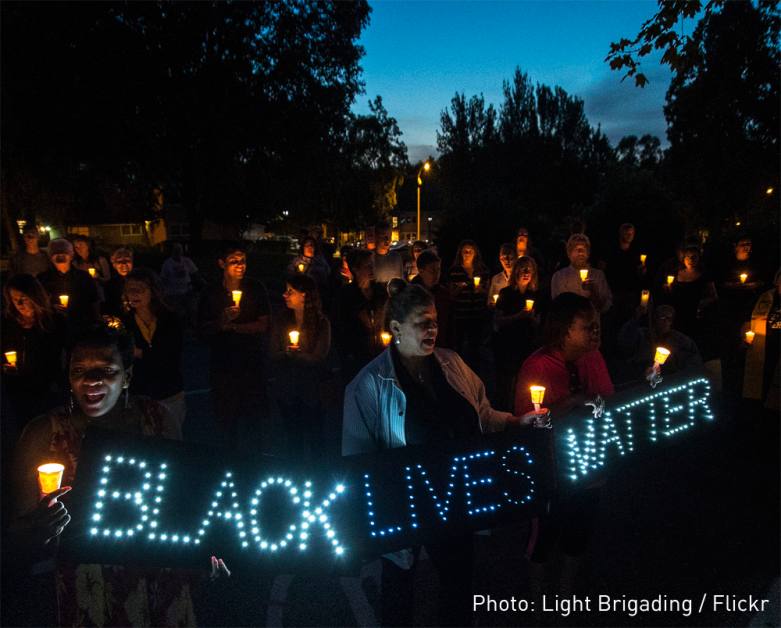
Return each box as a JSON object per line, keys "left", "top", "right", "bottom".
{"left": 103, "top": 246, "right": 134, "bottom": 317}
{"left": 652, "top": 241, "right": 687, "bottom": 302}
{"left": 330, "top": 244, "right": 354, "bottom": 290}
{"left": 412, "top": 249, "right": 456, "bottom": 350}
{"left": 715, "top": 234, "right": 766, "bottom": 399}
{"left": 515, "top": 226, "right": 546, "bottom": 273}
{"left": 742, "top": 269, "right": 780, "bottom": 407}
{"left": 550, "top": 220, "right": 587, "bottom": 276}
{"left": 447, "top": 239, "right": 491, "bottom": 374}
{"left": 8, "top": 224, "right": 51, "bottom": 279}
{"left": 493, "top": 256, "right": 547, "bottom": 411}
{"left": 660, "top": 246, "right": 718, "bottom": 343}
{"left": 617, "top": 304, "right": 701, "bottom": 384}
{"left": 309, "top": 224, "right": 337, "bottom": 264}
{"left": 487, "top": 243, "right": 516, "bottom": 307}
{"left": 286, "top": 235, "right": 331, "bottom": 299}
{"left": 515, "top": 293, "right": 615, "bottom": 613}
{"left": 197, "top": 243, "right": 270, "bottom": 451}
{"left": 1, "top": 274, "right": 69, "bottom": 434}
{"left": 598, "top": 223, "right": 647, "bottom": 325}
{"left": 123, "top": 268, "right": 186, "bottom": 435}
{"left": 372, "top": 220, "right": 404, "bottom": 285}
{"left": 551, "top": 234, "right": 612, "bottom": 322}
{"left": 364, "top": 225, "right": 376, "bottom": 251}
{"left": 403, "top": 240, "right": 428, "bottom": 282}
{"left": 160, "top": 242, "right": 200, "bottom": 327}
{"left": 7, "top": 322, "right": 211, "bottom": 627}
{"left": 71, "top": 234, "right": 110, "bottom": 299}
{"left": 334, "top": 249, "right": 388, "bottom": 384}
{"left": 37, "top": 238, "right": 100, "bottom": 324}
{"left": 269, "top": 274, "right": 331, "bottom": 460}
{"left": 343, "top": 279, "right": 547, "bottom": 627}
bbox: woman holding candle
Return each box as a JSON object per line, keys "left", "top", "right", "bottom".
{"left": 742, "top": 269, "right": 781, "bottom": 407}
{"left": 446, "top": 239, "right": 491, "bottom": 374}
{"left": 286, "top": 235, "right": 331, "bottom": 299}
{"left": 487, "top": 243, "right": 517, "bottom": 308}
{"left": 493, "top": 256, "right": 547, "bottom": 411}
{"left": 71, "top": 235, "right": 110, "bottom": 298}
{"left": 7, "top": 322, "right": 211, "bottom": 626}
{"left": 122, "top": 268, "right": 186, "bottom": 436}
{"left": 661, "top": 246, "right": 718, "bottom": 343}
{"left": 102, "top": 246, "right": 134, "bottom": 317}
{"left": 514, "top": 293, "right": 614, "bottom": 601}
{"left": 1, "top": 274, "right": 70, "bottom": 435}
{"left": 270, "top": 274, "right": 331, "bottom": 460}
{"left": 343, "top": 279, "right": 545, "bottom": 627}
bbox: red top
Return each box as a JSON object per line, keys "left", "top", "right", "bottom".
{"left": 514, "top": 346, "right": 615, "bottom": 415}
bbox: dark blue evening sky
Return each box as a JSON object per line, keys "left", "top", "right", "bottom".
{"left": 353, "top": 1, "right": 684, "bottom": 163}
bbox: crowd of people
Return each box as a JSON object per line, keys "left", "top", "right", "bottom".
{"left": 1, "top": 219, "right": 778, "bottom": 626}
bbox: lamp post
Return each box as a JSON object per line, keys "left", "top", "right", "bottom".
{"left": 417, "top": 162, "right": 430, "bottom": 241}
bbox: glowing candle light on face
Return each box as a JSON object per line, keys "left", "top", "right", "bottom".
{"left": 525, "top": 300, "right": 534, "bottom": 311}
{"left": 653, "top": 347, "right": 670, "bottom": 372}
{"left": 745, "top": 331, "right": 755, "bottom": 344}
{"left": 530, "top": 386, "right": 545, "bottom": 413}
{"left": 232, "top": 290, "right": 242, "bottom": 307}
{"left": 381, "top": 332, "right": 392, "bottom": 346}
{"left": 38, "top": 463, "right": 64, "bottom": 497}
{"left": 5, "top": 351, "right": 17, "bottom": 366}
{"left": 641, "top": 290, "right": 650, "bottom": 306}
{"left": 640, "top": 255, "right": 647, "bottom": 264}
{"left": 579, "top": 269, "right": 588, "bottom": 282}
{"left": 289, "top": 331, "right": 299, "bottom": 347}
{"left": 667, "top": 276, "right": 674, "bottom": 286}
{"left": 88, "top": 268, "right": 97, "bottom": 278}
{"left": 59, "top": 295, "right": 69, "bottom": 307}
{"left": 740, "top": 274, "right": 748, "bottom": 283}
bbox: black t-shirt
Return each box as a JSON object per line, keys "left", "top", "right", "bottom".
{"left": 600, "top": 243, "right": 644, "bottom": 293}
{"left": 714, "top": 256, "right": 765, "bottom": 320}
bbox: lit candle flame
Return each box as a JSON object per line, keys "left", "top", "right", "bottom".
{"left": 88, "top": 268, "right": 97, "bottom": 278}
{"left": 381, "top": 332, "right": 392, "bottom": 346}
{"left": 653, "top": 347, "right": 670, "bottom": 372}
{"left": 745, "top": 331, "right": 755, "bottom": 344}
{"left": 667, "top": 276, "right": 674, "bottom": 286}
{"left": 5, "top": 351, "right": 17, "bottom": 367}
{"left": 740, "top": 274, "right": 748, "bottom": 283}
{"left": 289, "top": 331, "right": 299, "bottom": 346}
{"left": 232, "top": 290, "right": 242, "bottom": 307}
{"left": 641, "top": 290, "right": 650, "bottom": 305}
{"left": 579, "top": 269, "right": 588, "bottom": 282}
{"left": 640, "top": 255, "right": 647, "bottom": 264}
{"left": 493, "top": 295, "right": 498, "bottom": 304}
{"left": 525, "top": 299, "right": 534, "bottom": 311}
{"left": 298, "top": 264, "right": 305, "bottom": 273}
{"left": 530, "top": 386, "right": 545, "bottom": 412}
{"left": 59, "top": 295, "right": 69, "bottom": 307}
{"left": 38, "top": 463, "right": 64, "bottom": 496}
{"left": 473, "top": 277, "right": 480, "bottom": 287}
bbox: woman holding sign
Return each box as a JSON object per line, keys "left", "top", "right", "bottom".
{"left": 343, "top": 279, "right": 545, "bottom": 627}
{"left": 7, "top": 322, "right": 217, "bottom": 626}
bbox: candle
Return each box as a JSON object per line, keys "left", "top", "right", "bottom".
{"left": 59, "top": 295, "right": 69, "bottom": 307}
{"left": 38, "top": 463, "right": 64, "bottom": 497}
{"left": 667, "top": 276, "right": 674, "bottom": 286}
{"left": 88, "top": 268, "right": 97, "bottom": 278}
{"left": 232, "top": 290, "right": 242, "bottom": 307}
{"left": 298, "top": 264, "right": 305, "bottom": 273}
{"left": 653, "top": 347, "right": 670, "bottom": 372}
{"left": 740, "top": 274, "right": 748, "bottom": 283}
{"left": 745, "top": 331, "right": 755, "bottom": 344}
{"left": 530, "top": 386, "right": 546, "bottom": 413}
{"left": 493, "top": 295, "right": 498, "bottom": 304}
{"left": 473, "top": 277, "right": 480, "bottom": 287}
{"left": 4, "top": 351, "right": 17, "bottom": 367}
{"left": 289, "top": 331, "right": 299, "bottom": 347}
{"left": 381, "top": 332, "right": 392, "bottom": 346}
{"left": 641, "top": 290, "right": 650, "bottom": 306}
{"left": 525, "top": 299, "right": 534, "bottom": 311}
{"left": 579, "top": 269, "right": 588, "bottom": 282}
{"left": 640, "top": 255, "right": 647, "bottom": 264}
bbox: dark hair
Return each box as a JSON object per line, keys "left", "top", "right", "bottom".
{"left": 299, "top": 236, "right": 321, "bottom": 257}
{"left": 217, "top": 242, "right": 246, "bottom": 262}
{"left": 125, "top": 268, "right": 170, "bottom": 313}
{"left": 285, "top": 274, "right": 325, "bottom": 354}
{"left": 499, "top": 243, "right": 516, "bottom": 258}
{"left": 3, "top": 274, "right": 54, "bottom": 330}
{"left": 543, "top": 293, "right": 595, "bottom": 350}
{"left": 69, "top": 321, "right": 135, "bottom": 370}
{"left": 734, "top": 232, "right": 752, "bottom": 245}
{"left": 346, "top": 248, "right": 373, "bottom": 276}
{"left": 416, "top": 249, "right": 441, "bottom": 270}
{"left": 452, "top": 239, "right": 488, "bottom": 273}
{"left": 339, "top": 245, "right": 354, "bottom": 258}
{"left": 620, "top": 223, "right": 634, "bottom": 233}
{"left": 412, "top": 240, "right": 428, "bottom": 252}
{"left": 384, "top": 279, "right": 435, "bottom": 331}
{"left": 508, "top": 256, "right": 539, "bottom": 292}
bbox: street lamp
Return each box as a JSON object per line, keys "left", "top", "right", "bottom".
{"left": 417, "top": 162, "right": 430, "bottom": 241}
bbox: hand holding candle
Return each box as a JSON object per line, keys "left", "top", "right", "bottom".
{"left": 579, "top": 269, "right": 588, "bottom": 282}
{"left": 88, "top": 268, "right": 97, "bottom": 278}
{"left": 530, "top": 386, "right": 545, "bottom": 413}
{"left": 740, "top": 274, "right": 748, "bottom": 283}
{"left": 5, "top": 351, "right": 17, "bottom": 367}
{"left": 381, "top": 332, "right": 392, "bottom": 346}
{"left": 641, "top": 290, "right": 650, "bottom": 306}
{"left": 38, "top": 463, "right": 64, "bottom": 498}
{"left": 745, "top": 331, "right": 755, "bottom": 344}
{"left": 667, "top": 276, "right": 674, "bottom": 286}
{"left": 473, "top": 277, "right": 480, "bottom": 287}
{"left": 59, "top": 295, "right": 69, "bottom": 307}
{"left": 298, "top": 263, "right": 305, "bottom": 273}
{"left": 525, "top": 299, "right": 534, "bottom": 311}
{"left": 653, "top": 347, "right": 670, "bottom": 372}
{"left": 492, "top": 295, "right": 498, "bottom": 304}
{"left": 289, "top": 330, "right": 300, "bottom": 348}
{"left": 640, "top": 255, "right": 647, "bottom": 264}
{"left": 232, "top": 290, "right": 242, "bottom": 307}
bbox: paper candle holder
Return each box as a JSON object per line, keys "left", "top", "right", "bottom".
{"left": 5, "top": 351, "right": 17, "bottom": 367}
{"left": 579, "top": 269, "right": 588, "bottom": 282}
{"left": 232, "top": 290, "right": 242, "bottom": 307}
{"left": 38, "top": 463, "right": 64, "bottom": 496}
{"left": 530, "top": 386, "right": 545, "bottom": 412}
{"left": 289, "top": 331, "right": 300, "bottom": 346}
{"left": 59, "top": 295, "right": 69, "bottom": 307}
{"left": 525, "top": 300, "right": 534, "bottom": 311}
{"left": 381, "top": 332, "right": 392, "bottom": 346}
{"left": 745, "top": 331, "right": 755, "bottom": 344}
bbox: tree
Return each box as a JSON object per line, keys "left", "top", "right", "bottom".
{"left": 663, "top": 1, "right": 779, "bottom": 234}
{"left": 437, "top": 93, "right": 498, "bottom": 156}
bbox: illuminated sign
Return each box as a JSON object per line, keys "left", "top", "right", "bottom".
{"left": 554, "top": 376, "right": 712, "bottom": 487}
{"left": 61, "top": 374, "right": 712, "bottom": 571}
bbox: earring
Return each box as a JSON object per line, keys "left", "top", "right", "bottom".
{"left": 123, "top": 383, "right": 130, "bottom": 408}
{"left": 395, "top": 336, "right": 401, "bottom": 345}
